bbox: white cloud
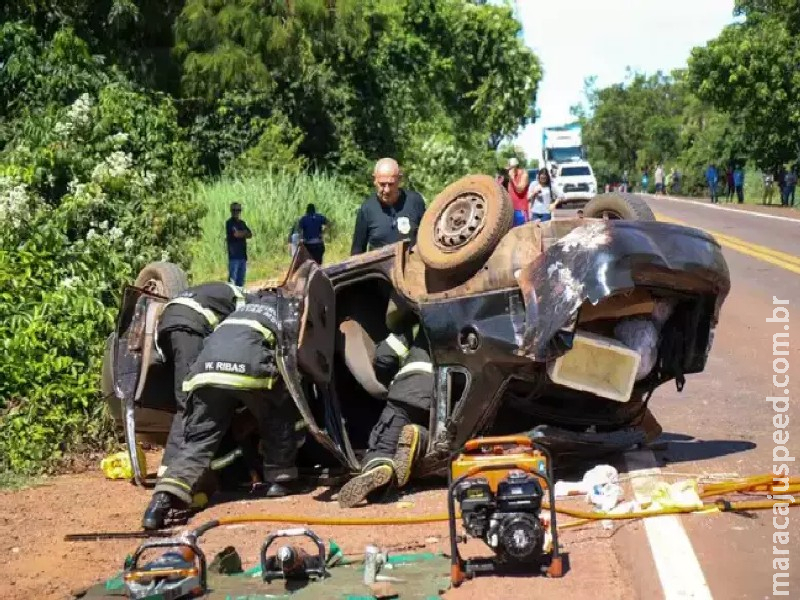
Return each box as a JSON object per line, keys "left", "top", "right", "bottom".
{"left": 508, "top": 0, "right": 739, "bottom": 161}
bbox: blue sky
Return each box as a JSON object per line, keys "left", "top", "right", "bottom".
{"left": 506, "top": 0, "right": 741, "bottom": 161}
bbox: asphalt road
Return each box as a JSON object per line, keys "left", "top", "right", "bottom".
{"left": 604, "top": 194, "right": 800, "bottom": 600}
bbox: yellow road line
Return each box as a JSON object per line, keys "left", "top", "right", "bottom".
{"left": 654, "top": 212, "right": 800, "bottom": 275}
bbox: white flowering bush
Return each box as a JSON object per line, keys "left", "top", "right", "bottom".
{"left": 0, "top": 33, "right": 203, "bottom": 473}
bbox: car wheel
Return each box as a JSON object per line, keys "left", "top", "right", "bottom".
{"left": 416, "top": 174, "right": 513, "bottom": 276}
{"left": 101, "top": 332, "right": 123, "bottom": 431}
{"left": 133, "top": 261, "right": 189, "bottom": 298}
{"left": 582, "top": 193, "right": 655, "bottom": 221}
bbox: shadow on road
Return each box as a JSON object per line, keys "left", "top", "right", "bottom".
{"left": 653, "top": 432, "right": 756, "bottom": 464}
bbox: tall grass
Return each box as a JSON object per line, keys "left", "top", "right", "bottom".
{"left": 188, "top": 170, "right": 363, "bottom": 284}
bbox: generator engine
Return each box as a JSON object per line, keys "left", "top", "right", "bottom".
{"left": 456, "top": 470, "right": 546, "bottom": 563}
{"left": 447, "top": 435, "right": 564, "bottom": 586}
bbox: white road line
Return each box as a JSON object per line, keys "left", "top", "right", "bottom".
{"left": 642, "top": 193, "right": 800, "bottom": 224}
{"left": 623, "top": 448, "right": 714, "bottom": 600}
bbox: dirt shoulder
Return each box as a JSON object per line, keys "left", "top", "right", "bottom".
{"left": 0, "top": 450, "right": 633, "bottom": 600}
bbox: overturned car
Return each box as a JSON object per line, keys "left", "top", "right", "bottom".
{"left": 103, "top": 175, "right": 730, "bottom": 487}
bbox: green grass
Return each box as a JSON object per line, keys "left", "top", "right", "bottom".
{"left": 0, "top": 471, "right": 44, "bottom": 491}
{"left": 188, "top": 170, "right": 364, "bottom": 284}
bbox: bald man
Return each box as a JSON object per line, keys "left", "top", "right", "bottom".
{"left": 350, "top": 158, "right": 426, "bottom": 255}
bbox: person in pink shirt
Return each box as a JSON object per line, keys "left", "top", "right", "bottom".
{"left": 506, "top": 157, "right": 530, "bottom": 227}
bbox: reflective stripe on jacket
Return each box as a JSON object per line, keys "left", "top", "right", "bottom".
{"left": 182, "top": 297, "right": 282, "bottom": 393}
{"left": 158, "top": 282, "right": 252, "bottom": 337}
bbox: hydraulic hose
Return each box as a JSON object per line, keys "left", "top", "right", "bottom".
{"left": 190, "top": 496, "right": 800, "bottom": 539}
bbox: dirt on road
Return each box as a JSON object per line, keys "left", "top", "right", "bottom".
{"left": 0, "top": 451, "right": 634, "bottom": 600}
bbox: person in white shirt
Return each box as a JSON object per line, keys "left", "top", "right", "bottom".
{"left": 528, "top": 168, "right": 559, "bottom": 222}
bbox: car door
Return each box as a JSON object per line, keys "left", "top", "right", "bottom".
{"left": 277, "top": 262, "right": 359, "bottom": 471}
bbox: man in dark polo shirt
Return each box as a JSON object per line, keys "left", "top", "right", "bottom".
{"left": 225, "top": 202, "right": 252, "bottom": 286}
{"left": 350, "top": 158, "right": 426, "bottom": 255}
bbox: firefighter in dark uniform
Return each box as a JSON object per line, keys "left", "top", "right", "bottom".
{"left": 142, "top": 292, "right": 304, "bottom": 530}
{"left": 155, "top": 281, "right": 252, "bottom": 477}
{"left": 338, "top": 307, "right": 433, "bottom": 508}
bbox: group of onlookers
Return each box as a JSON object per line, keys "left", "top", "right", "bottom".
{"left": 763, "top": 165, "right": 797, "bottom": 206}
{"left": 704, "top": 163, "right": 746, "bottom": 204}
{"left": 497, "top": 158, "right": 568, "bottom": 225}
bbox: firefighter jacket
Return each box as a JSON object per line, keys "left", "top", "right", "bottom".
{"left": 158, "top": 282, "right": 251, "bottom": 338}
{"left": 182, "top": 295, "right": 283, "bottom": 394}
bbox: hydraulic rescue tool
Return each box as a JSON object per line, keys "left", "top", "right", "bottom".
{"left": 447, "top": 435, "right": 564, "bottom": 587}
{"left": 123, "top": 535, "right": 206, "bottom": 599}
{"left": 260, "top": 528, "right": 329, "bottom": 584}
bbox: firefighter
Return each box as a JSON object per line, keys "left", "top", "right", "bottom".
{"left": 142, "top": 291, "right": 304, "bottom": 531}
{"left": 338, "top": 313, "right": 433, "bottom": 508}
{"left": 155, "top": 281, "right": 252, "bottom": 477}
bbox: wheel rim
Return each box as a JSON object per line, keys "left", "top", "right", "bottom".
{"left": 598, "top": 209, "right": 625, "bottom": 220}
{"left": 433, "top": 192, "right": 487, "bottom": 251}
{"left": 141, "top": 277, "right": 165, "bottom": 295}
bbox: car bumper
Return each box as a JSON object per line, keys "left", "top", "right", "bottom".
{"left": 517, "top": 219, "right": 730, "bottom": 361}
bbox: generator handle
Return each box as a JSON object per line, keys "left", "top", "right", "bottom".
{"left": 463, "top": 436, "right": 532, "bottom": 452}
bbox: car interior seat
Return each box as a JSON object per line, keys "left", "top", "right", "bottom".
{"left": 337, "top": 293, "right": 416, "bottom": 400}
{"left": 338, "top": 320, "right": 389, "bottom": 400}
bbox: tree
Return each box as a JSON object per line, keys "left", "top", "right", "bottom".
{"left": 687, "top": 5, "right": 800, "bottom": 169}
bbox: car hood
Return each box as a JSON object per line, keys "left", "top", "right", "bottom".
{"left": 516, "top": 219, "right": 730, "bottom": 360}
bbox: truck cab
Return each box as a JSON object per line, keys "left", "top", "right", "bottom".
{"left": 553, "top": 161, "right": 597, "bottom": 209}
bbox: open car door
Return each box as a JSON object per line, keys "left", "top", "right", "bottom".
{"left": 275, "top": 260, "right": 359, "bottom": 472}
{"left": 112, "top": 284, "right": 174, "bottom": 486}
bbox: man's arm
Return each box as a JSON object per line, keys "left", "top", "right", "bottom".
{"left": 512, "top": 169, "right": 529, "bottom": 193}
{"left": 233, "top": 221, "right": 253, "bottom": 239}
{"left": 350, "top": 206, "right": 368, "bottom": 255}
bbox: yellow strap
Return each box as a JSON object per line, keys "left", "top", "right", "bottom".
{"left": 159, "top": 477, "right": 192, "bottom": 492}
{"left": 183, "top": 372, "right": 275, "bottom": 392}
{"left": 395, "top": 361, "right": 434, "bottom": 378}
{"left": 216, "top": 318, "right": 275, "bottom": 343}
{"left": 226, "top": 283, "right": 246, "bottom": 309}
{"left": 166, "top": 297, "right": 219, "bottom": 328}
{"left": 384, "top": 334, "right": 409, "bottom": 358}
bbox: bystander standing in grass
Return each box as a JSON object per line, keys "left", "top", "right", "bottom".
{"left": 298, "top": 203, "right": 329, "bottom": 264}
{"left": 225, "top": 202, "right": 252, "bottom": 286}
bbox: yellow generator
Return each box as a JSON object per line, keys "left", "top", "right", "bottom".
{"left": 447, "top": 435, "right": 564, "bottom": 586}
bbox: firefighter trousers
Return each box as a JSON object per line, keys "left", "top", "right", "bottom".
{"left": 155, "top": 386, "right": 300, "bottom": 505}
{"left": 364, "top": 400, "right": 428, "bottom": 466}
{"left": 159, "top": 330, "right": 206, "bottom": 469}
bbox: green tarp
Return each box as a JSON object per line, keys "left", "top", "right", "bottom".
{"left": 74, "top": 550, "right": 450, "bottom": 599}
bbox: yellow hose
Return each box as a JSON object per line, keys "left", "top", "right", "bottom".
{"left": 188, "top": 474, "right": 800, "bottom": 536}
{"left": 197, "top": 498, "right": 799, "bottom": 531}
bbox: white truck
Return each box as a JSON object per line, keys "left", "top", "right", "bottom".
{"left": 542, "top": 123, "right": 597, "bottom": 209}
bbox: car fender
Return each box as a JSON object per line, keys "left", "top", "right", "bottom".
{"left": 517, "top": 219, "right": 730, "bottom": 361}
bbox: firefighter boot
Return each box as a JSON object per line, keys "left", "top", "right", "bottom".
{"left": 337, "top": 458, "right": 395, "bottom": 508}
{"left": 142, "top": 492, "right": 185, "bottom": 531}
{"left": 394, "top": 424, "right": 428, "bottom": 488}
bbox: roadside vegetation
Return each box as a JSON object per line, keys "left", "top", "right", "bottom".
{"left": 572, "top": 0, "right": 800, "bottom": 205}
{"left": 0, "top": 0, "right": 541, "bottom": 476}
{"left": 189, "top": 172, "right": 363, "bottom": 283}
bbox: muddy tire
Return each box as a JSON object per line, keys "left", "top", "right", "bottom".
{"left": 582, "top": 193, "right": 655, "bottom": 221}
{"left": 101, "top": 332, "right": 123, "bottom": 430}
{"left": 416, "top": 174, "right": 513, "bottom": 276}
{"left": 133, "top": 261, "right": 188, "bottom": 298}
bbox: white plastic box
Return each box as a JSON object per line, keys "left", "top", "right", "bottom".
{"left": 546, "top": 330, "right": 642, "bottom": 403}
